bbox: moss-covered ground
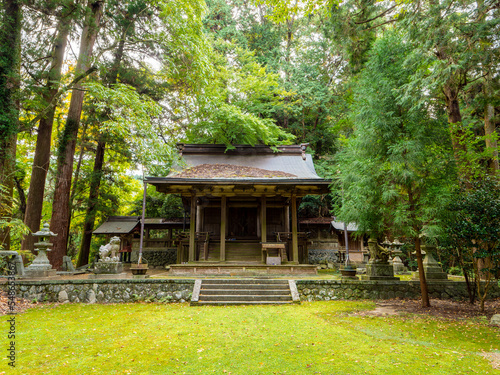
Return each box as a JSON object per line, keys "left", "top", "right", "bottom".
{"left": 1, "top": 301, "right": 499, "bottom": 374}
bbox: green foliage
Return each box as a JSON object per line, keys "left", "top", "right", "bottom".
{"left": 130, "top": 187, "right": 184, "bottom": 218}
{"left": 399, "top": 0, "right": 500, "bottom": 179}
{"left": 0, "top": 184, "right": 30, "bottom": 250}
{"left": 335, "top": 30, "right": 455, "bottom": 239}
{"left": 438, "top": 178, "right": 500, "bottom": 307}
{"left": 298, "top": 195, "right": 331, "bottom": 218}
{"left": 448, "top": 266, "right": 463, "bottom": 276}
{"left": 440, "top": 178, "right": 500, "bottom": 265}
{"left": 84, "top": 81, "right": 170, "bottom": 174}
{"left": 182, "top": 43, "right": 295, "bottom": 147}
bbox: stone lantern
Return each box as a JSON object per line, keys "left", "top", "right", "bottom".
{"left": 25, "top": 223, "right": 57, "bottom": 278}
{"left": 391, "top": 239, "right": 407, "bottom": 275}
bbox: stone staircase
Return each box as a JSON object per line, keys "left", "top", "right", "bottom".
{"left": 190, "top": 279, "right": 300, "bottom": 306}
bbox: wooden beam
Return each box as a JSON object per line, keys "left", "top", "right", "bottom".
{"left": 291, "top": 194, "right": 298, "bottom": 264}
{"left": 188, "top": 193, "right": 196, "bottom": 262}
{"left": 220, "top": 196, "right": 226, "bottom": 262}
{"left": 260, "top": 196, "right": 267, "bottom": 243}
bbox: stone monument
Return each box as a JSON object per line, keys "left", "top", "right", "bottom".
{"left": 25, "top": 223, "right": 57, "bottom": 278}
{"left": 93, "top": 236, "right": 123, "bottom": 275}
{"left": 412, "top": 245, "right": 448, "bottom": 281}
{"left": 361, "top": 238, "right": 398, "bottom": 280}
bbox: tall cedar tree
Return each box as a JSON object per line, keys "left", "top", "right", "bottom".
{"left": 22, "top": 1, "right": 76, "bottom": 251}
{"left": 336, "top": 31, "right": 454, "bottom": 307}
{"left": 0, "top": 0, "right": 22, "bottom": 249}
{"left": 76, "top": 2, "right": 136, "bottom": 267}
{"left": 49, "top": 0, "right": 103, "bottom": 269}
{"left": 401, "top": 0, "right": 500, "bottom": 179}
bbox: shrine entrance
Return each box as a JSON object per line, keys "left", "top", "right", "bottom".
{"left": 228, "top": 207, "right": 258, "bottom": 239}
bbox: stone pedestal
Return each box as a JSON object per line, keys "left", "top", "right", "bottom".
{"left": 340, "top": 267, "right": 358, "bottom": 280}
{"left": 392, "top": 256, "right": 408, "bottom": 274}
{"left": 361, "top": 262, "right": 399, "bottom": 280}
{"left": 89, "top": 272, "right": 127, "bottom": 279}
{"left": 94, "top": 261, "right": 123, "bottom": 274}
{"left": 413, "top": 252, "right": 448, "bottom": 281}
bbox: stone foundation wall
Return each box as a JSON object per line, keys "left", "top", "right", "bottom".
{"left": 308, "top": 249, "right": 338, "bottom": 264}
{"left": 296, "top": 280, "right": 500, "bottom": 301}
{"left": 3, "top": 279, "right": 498, "bottom": 304}
{"left": 130, "top": 248, "right": 177, "bottom": 268}
{"left": 3, "top": 279, "right": 194, "bottom": 304}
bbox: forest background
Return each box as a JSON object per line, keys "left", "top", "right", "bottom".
{"left": 0, "top": 0, "right": 499, "bottom": 306}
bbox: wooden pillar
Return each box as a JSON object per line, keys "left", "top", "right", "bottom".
{"left": 260, "top": 196, "right": 267, "bottom": 243}
{"left": 291, "top": 194, "right": 298, "bottom": 264}
{"left": 284, "top": 205, "right": 290, "bottom": 232}
{"left": 188, "top": 193, "right": 196, "bottom": 262}
{"left": 196, "top": 205, "right": 202, "bottom": 232}
{"left": 220, "top": 196, "right": 226, "bottom": 261}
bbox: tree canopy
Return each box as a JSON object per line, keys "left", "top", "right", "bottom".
{"left": 0, "top": 0, "right": 498, "bottom": 300}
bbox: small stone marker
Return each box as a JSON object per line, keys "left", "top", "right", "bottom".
{"left": 490, "top": 314, "right": 500, "bottom": 326}
{"left": 62, "top": 256, "right": 75, "bottom": 272}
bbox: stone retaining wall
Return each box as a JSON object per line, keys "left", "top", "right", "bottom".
{"left": 308, "top": 249, "right": 338, "bottom": 264}
{"left": 2, "top": 279, "right": 194, "bottom": 304}
{"left": 296, "top": 280, "right": 500, "bottom": 301}
{"left": 2, "top": 278, "right": 498, "bottom": 304}
{"left": 130, "top": 248, "right": 176, "bottom": 268}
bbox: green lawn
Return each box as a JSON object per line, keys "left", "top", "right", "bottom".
{"left": 1, "top": 301, "right": 499, "bottom": 374}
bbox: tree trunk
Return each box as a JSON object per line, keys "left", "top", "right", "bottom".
{"left": 22, "top": 13, "right": 72, "bottom": 251}
{"left": 484, "top": 103, "right": 499, "bottom": 173}
{"left": 77, "top": 20, "right": 129, "bottom": 267}
{"left": 408, "top": 186, "right": 430, "bottom": 307}
{"left": 14, "top": 175, "right": 26, "bottom": 221}
{"left": 76, "top": 139, "right": 105, "bottom": 267}
{"left": 0, "top": 0, "right": 22, "bottom": 250}
{"left": 49, "top": 1, "right": 103, "bottom": 269}
{"left": 443, "top": 82, "right": 468, "bottom": 168}
{"left": 414, "top": 236, "right": 430, "bottom": 307}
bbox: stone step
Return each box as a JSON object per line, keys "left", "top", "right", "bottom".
{"left": 201, "top": 279, "right": 289, "bottom": 285}
{"left": 201, "top": 289, "right": 291, "bottom": 295}
{"left": 202, "top": 285, "right": 290, "bottom": 291}
{"left": 199, "top": 295, "right": 292, "bottom": 302}
{"left": 195, "top": 301, "right": 293, "bottom": 306}
{"left": 191, "top": 279, "right": 300, "bottom": 306}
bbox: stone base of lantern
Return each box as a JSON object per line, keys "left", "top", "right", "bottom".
{"left": 25, "top": 269, "right": 57, "bottom": 278}
{"left": 25, "top": 248, "right": 57, "bottom": 278}
{"left": 89, "top": 272, "right": 127, "bottom": 279}
{"left": 360, "top": 262, "right": 399, "bottom": 280}
{"left": 94, "top": 261, "right": 123, "bottom": 274}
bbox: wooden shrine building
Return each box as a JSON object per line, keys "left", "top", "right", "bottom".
{"left": 145, "top": 144, "right": 331, "bottom": 269}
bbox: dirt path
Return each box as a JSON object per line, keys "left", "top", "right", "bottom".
{"left": 356, "top": 298, "right": 500, "bottom": 320}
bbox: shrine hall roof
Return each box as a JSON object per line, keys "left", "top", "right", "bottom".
{"left": 145, "top": 144, "right": 331, "bottom": 195}
{"left": 162, "top": 144, "right": 325, "bottom": 180}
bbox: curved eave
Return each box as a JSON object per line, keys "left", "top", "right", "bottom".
{"left": 145, "top": 177, "right": 332, "bottom": 197}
